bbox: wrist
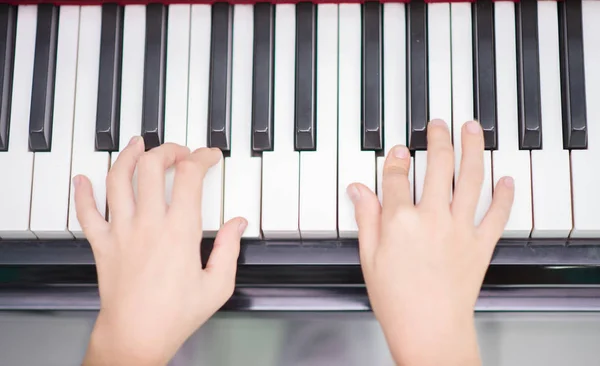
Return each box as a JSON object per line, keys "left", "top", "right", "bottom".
{"left": 83, "top": 312, "right": 171, "bottom": 366}
{"left": 381, "top": 310, "right": 480, "bottom": 366}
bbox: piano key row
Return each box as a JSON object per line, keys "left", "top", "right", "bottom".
{"left": 0, "top": 0, "right": 590, "bottom": 155}
{"left": 0, "top": 0, "right": 598, "bottom": 242}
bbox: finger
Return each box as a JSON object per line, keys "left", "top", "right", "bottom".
{"left": 170, "top": 147, "right": 222, "bottom": 226}
{"left": 421, "top": 119, "right": 454, "bottom": 207}
{"left": 347, "top": 183, "right": 381, "bottom": 266}
{"left": 451, "top": 121, "right": 485, "bottom": 223}
{"left": 477, "top": 176, "right": 515, "bottom": 250}
{"left": 73, "top": 175, "right": 110, "bottom": 245}
{"left": 382, "top": 145, "right": 413, "bottom": 213}
{"left": 204, "top": 217, "right": 246, "bottom": 298}
{"left": 106, "top": 136, "right": 145, "bottom": 220}
{"left": 136, "top": 143, "right": 190, "bottom": 216}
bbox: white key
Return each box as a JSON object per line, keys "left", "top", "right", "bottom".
{"left": 223, "top": 4, "right": 260, "bottom": 238}
{"left": 492, "top": 2, "right": 532, "bottom": 238}
{"left": 414, "top": 150, "right": 426, "bottom": 204}
{"left": 162, "top": 4, "right": 190, "bottom": 206}
{"left": 109, "top": 5, "right": 145, "bottom": 221}
{"left": 188, "top": 5, "right": 224, "bottom": 237}
{"left": 571, "top": 0, "right": 600, "bottom": 237}
{"left": 164, "top": 4, "right": 190, "bottom": 146}
{"left": 416, "top": 3, "right": 451, "bottom": 205}
{"left": 480, "top": 153, "right": 493, "bottom": 225}
{"left": 428, "top": 3, "right": 451, "bottom": 123}
{"left": 377, "top": 4, "right": 412, "bottom": 205}
{"left": 261, "top": 4, "right": 300, "bottom": 239}
{"left": 0, "top": 6, "right": 37, "bottom": 239}
{"left": 30, "top": 6, "right": 80, "bottom": 239}
{"left": 338, "top": 4, "right": 375, "bottom": 237}
{"left": 531, "top": 2, "right": 572, "bottom": 237}
{"left": 68, "top": 6, "right": 110, "bottom": 238}
{"left": 299, "top": 4, "right": 338, "bottom": 238}
{"left": 112, "top": 6, "right": 145, "bottom": 165}
{"left": 450, "top": 3, "right": 492, "bottom": 225}
{"left": 450, "top": 2, "right": 473, "bottom": 196}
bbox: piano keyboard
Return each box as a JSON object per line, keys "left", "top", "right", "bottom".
{"left": 0, "top": 0, "right": 599, "bottom": 243}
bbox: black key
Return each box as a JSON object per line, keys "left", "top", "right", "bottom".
{"left": 29, "top": 4, "right": 59, "bottom": 152}
{"left": 515, "top": 0, "right": 542, "bottom": 150}
{"left": 362, "top": 1, "right": 382, "bottom": 151}
{"left": 407, "top": 0, "right": 428, "bottom": 151}
{"left": 558, "top": 0, "right": 587, "bottom": 149}
{"left": 96, "top": 4, "right": 123, "bottom": 152}
{"left": 473, "top": 0, "right": 497, "bottom": 150}
{"left": 0, "top": 5, "right": 16, "bottom": 152}
{"left": 295, "top": 2, "right": 316, "bottom": 151}
{"left": 208, "top": 3, "right": 233, "bottom": 152}
{"left": 252, "top": 3, "right": 274, "bottom": 152}
{"left": 141, "top": 4, "right": 167, "bottom": 151}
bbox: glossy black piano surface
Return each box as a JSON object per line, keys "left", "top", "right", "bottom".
{"left": 1, "top": 238, "right": 600, "bottom": 311}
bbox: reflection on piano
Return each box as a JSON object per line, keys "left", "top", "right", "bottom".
{"left": 1, "top": 0, "right": 600, "bottom": 311}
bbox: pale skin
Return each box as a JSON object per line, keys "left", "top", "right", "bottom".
{"left": 75, "top": 118, "right": 514, "bottom": 366}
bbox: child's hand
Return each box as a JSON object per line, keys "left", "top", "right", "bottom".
{"left": 76, "top": 137, "right": 246, "bottom": 366}
{"left": 348, "top": 119, "right": 514, "bottom": 366}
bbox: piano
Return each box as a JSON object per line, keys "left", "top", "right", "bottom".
{"left": 0, "top": 0, "right": 600, "bottom": 312}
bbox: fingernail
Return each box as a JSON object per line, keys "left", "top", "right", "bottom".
{"left": 504, "top": 176, "right": 514, "bottom": 188}
{"left": 466, "top": 121, "right": 481, "bottom": 134}
{"left": 347, "top": 184, "right": 361, "bottom": 202}
{"left": 128, "top": 136, "right": 140, "bottom": 146}
{"left": 394, "top": 145, "right": 409, "bottom": 159}
{"left": 237, "top": 219, "right": 248, "bottom": 235}
{"left": 429, "top": 119, "right": 447, "bottom": 128}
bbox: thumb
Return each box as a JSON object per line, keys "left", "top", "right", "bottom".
{"left": 74, "top": 175, "right": 110, "bottom": 246}
{"left": 204, "top": 217, "right": 246, "bottom": 292}
{"left": 347, "top": 183, "right": 381, "bottom": 266}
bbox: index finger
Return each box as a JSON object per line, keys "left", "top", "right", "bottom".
{"left": 169, "top": 148, "right": 222, "bottom": 230}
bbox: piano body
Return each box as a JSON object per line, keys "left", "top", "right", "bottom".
{"left": 0, "top": 0, "right": 599, "bottom": 311}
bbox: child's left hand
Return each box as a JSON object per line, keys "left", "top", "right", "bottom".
{"left": 77, "top": 136, "right": 246, "bottom": 366}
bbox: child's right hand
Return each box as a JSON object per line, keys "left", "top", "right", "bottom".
{"left": 348, "top": 119, "right": 514, "bottom": 366}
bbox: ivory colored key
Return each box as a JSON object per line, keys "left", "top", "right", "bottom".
{"left": 531, "top": 1, "right": 572, "bottom": 238}
{"left": 571, "top": 0, "right": 600, "bottom": 238}
{"left": 377, "top": 3, "right": 413, "bottom": 204}
{"left": 223, "top": 4, "right": 261, "bottom": 238}
{"left": 492, "top": 1, "right": 532, "bottom": 238}
{"left": 300, "top": 4, "right": 338, "bottom": 237}
{"left": 109, "top": 4, "right": 146, "bottom": 222}
{"left": 261, "top": 4, "right": 300, "bottom": 239}
{"left": 415, "top": 2, "right": 451, "bottom": 204}
{"left": 68, "top": 6, "right": 110, "bottom": 238}
{"left": 338, "top": 4, "right": 375, "bottom": 237}
{"left": 30, "top": 6, "right": 80, "bottom": 239}
{"left": 162, "top": 4, "right": 190, "bottom": 206}
{"left": 0, "top": 5, "right": 37, "bottom": 239}
{"left": 451, "top": 2, "right": 492, "bottom": 225}
{"left": 189, "top": 4, "right": 226, "bottom": 237}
